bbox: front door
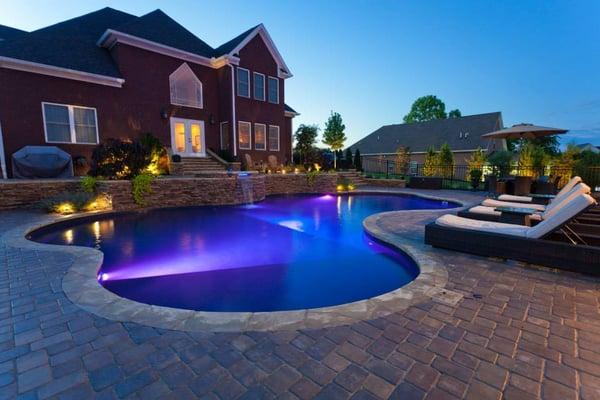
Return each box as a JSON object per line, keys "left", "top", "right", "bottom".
{"left": 170, "top": 117, "right": 205, "bottom": 157}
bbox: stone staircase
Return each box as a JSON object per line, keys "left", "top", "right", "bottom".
{"left": 337, "top": 170, "right": 366, "bottom": 187}
{"left": 180, "top": 155, "right": 227, "bottom": 175}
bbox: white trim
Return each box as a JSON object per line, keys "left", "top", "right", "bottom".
{"left": 238, "top": 121, "right": 252, "bottom": 150}
{"left": 268, "top": 125, "right": 280, "bottom": 151}
{"left": 169, "top": 117, "right": 206, "bottom": 157}
{"left": 284, "top": 110, "right": 300, "bottom": 118}
{"left": 220, "top": 121, "right": 229, "bottom": 150}
{"left": 227, "top": 25, "right": 292, "bottom": 79}
{"left": 0, "top": 56, "right": 124, "bottom": 87}
{"left": 236, "top": 67, "right": 250, "bottom": 98}
{"left": 360, "top": 149, "right": 489, "bottom": 156}
{"left": 0, "top": 122, "right": 7, "bottom": 179}
{"left": 254, "top": 123, "right": 267, "bottom": 150}
{"left": 42, "top": 102, "right": 99, "bottom": 145}
{"left": 253, "top": 72, "right": 266, "bottom": 101}
{"left": 169, "top": 63, "right": 203, "bottom": 109}
{"left": 229, "top": 65, "right": 237, "bottom": 156}
{"left": 267, "top": 76, "right": 279, "bottom": 104}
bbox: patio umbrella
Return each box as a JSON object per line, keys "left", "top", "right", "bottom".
{"left": 481, "top": 123, "right": 568, "bottom": 140}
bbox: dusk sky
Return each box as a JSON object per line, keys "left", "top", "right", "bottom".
{"left": 2, "top": 0, "right": 599, "bottom": 147}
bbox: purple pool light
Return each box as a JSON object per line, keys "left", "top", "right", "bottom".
{"left": 30, "top": 194, "right": 458, "bottom": 312}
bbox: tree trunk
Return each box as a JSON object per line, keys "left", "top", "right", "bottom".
{"left": 333, "top": 152, "right": 337, "bottom": 169}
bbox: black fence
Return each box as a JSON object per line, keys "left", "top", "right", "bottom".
{"left": 361, "top": 157, "right": 600, "bottom": 191}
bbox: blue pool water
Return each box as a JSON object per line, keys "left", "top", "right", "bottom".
{"left": 30, "top": 194, "right": 457, "bottom": 312}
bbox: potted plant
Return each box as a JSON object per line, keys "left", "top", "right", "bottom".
{"left": 470, "top": 169, "right": 483, "bottom": 190}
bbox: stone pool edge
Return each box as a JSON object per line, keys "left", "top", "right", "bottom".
{"left": 8, "top": 191, "right": 469, "bottom": 332}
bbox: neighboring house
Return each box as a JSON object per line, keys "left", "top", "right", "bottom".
{"left": 348, "top": 112, "right": 506, "bottom": 168}
{"left": 0, "top": 7, "right": 298, "bottom": 178}
{"left": 575, "top": 143, "right": 600, "bottom": 154}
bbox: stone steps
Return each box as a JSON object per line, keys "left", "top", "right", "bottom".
{"left": 337, "top": 171, "right": 366, "bottom": 186}
{"left": 180, "top": 156, "right": 226, "bottom": 175}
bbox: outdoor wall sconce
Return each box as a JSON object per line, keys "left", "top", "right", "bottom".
{"left": 160, "top": 108, "right": 168, "bottom": 119}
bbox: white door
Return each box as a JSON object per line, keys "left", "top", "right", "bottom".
{"left": 170, "top": 117, "right": 205, "bottom": 157}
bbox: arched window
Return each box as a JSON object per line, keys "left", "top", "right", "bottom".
{"left": 169, "top": 63, "right": 203, "bottom": 108}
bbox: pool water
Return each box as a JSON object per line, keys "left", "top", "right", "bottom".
{"left": 30, "top": 194, "right": 457, "bottom": 312}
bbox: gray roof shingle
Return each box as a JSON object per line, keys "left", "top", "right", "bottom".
{"left": 213, "top": 25, "right": 259, "bottom": 56}
{"left": 349, "top": 112, "right": 503, "bottom": 154}
{"left": 0, "top": 24, "right": 27, "bottom": 41}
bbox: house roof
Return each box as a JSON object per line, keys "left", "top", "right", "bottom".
{"left": 0, "top": 7, "right": 290, "bottom": 78}
{"left": 0, "top": 25, "right": 27, "bottom": 41}
{"left": 348, "top": 112, "right": 504, "bottom": 154}
{"left": 285, "top": 104, "right": 298, "bottom": 114}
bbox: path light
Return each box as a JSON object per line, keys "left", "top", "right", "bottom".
{"left": 294, "top": 168, "right": 299, "bottom": 174}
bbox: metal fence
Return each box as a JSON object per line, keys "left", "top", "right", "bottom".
{"left": 361, "top": 157, "right": 600, "bottom": 191}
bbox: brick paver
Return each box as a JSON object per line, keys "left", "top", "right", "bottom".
{"left": 1, "top": 189, "right": 600, "bottom": 398}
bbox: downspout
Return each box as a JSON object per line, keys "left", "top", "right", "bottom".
{"left": 229, "top": 64, "right": 237, "bottom": 157}
{"left": 0, "top": 121, "right": 7, "bottom": 179}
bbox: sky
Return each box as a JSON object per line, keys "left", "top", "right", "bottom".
{"left": 2, "top": 0, "right": 600, "bottom": 148}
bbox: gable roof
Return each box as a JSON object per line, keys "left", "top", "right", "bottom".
{"left": 349, "top": 112, "right": 504, "bottom": 154}
{"left": 0, "top": 25, "right": 27, "bottom": 41}
{"left": 213, "top": 25, "right": 260, "bottom": 56}
{"left": 0, "top": 7, "right": 136, "bottom": 77}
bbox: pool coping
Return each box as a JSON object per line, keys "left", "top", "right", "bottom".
{"left": 6, "top": 190, "right": 471, "bottom": 332}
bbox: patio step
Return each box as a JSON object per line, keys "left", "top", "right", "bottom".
{"left": 337, "top": 170, "right": 367, "bottom": 186}
{"left": 180, "top": 156, "right": 226, "bottom": 174}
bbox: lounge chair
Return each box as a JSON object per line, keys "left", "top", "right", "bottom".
{"left": 424, "top": 193, "right": 600, "bottom": 274}
{"left": 459, "top": 183, "right": 591, "bottom": 223}
{"left": 497, "top": 176, "right": 581, "bottom": 204}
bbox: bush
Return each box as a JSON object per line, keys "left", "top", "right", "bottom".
{"left": 38, "top": 192, "right": 95, "bottom": 214}
{"left": 89, "top": 138, "right": 150, "bottom": 179}
{"left": 488, "top": 150, "right": 514, "bottom": 177}
{"left": 132, "top": 173, "right": 155, "bottom": 205}
{"left": 139, "top": 132, "right": 168, "bottom": 175}
{"left": 80, "top": 176, "right": 98, "bottom": 193}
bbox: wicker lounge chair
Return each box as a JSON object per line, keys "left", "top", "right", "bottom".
{"left": 459, "top": 183, "right": 591, "bottom": 223}
{"left": 424, "top": 193, "right": 600, "bottom": 274}
{"left": 497, "top": 176, "right": 581, "bottom": 204}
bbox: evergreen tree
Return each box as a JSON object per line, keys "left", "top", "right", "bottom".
{"left": 354, "top": 149, "right": 362, "bottom": 171}
{"left": 438, "top": 143, "right": 454, "bottom": 178}
{"left": 423, "top": 146, "right": 438, "bottom": 176}
{"left": 345, "top": 148, "right": 354, "bottom": 169}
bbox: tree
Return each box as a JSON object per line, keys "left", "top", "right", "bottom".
{"left": 438, "top": 143, "right": 454, "bottom": 178}
{"left": 395, "top": 146, "right": 411, "bottom": 175}
{"left": 354, "top": 149, "right": 362, "bottom": 171}
{"left": 345, "top": 148, "right": 354, "bottom": 169}
{"left": 322, "top": 112, "right": 347, "bottom": 169}
{"left": 423, "top": 146, "right": 438, "bottom": 176}
{"left": 294, "top": 124, "right": 319, "bottom": 165}
{"left": 507, "top": 136, "right": 560, "bottom": 156}
{"left": 467, "top": 147, "right": 486, "bottom": 188}
{"left": 551, "top": 143, "right": 580, "bottom": 188}
{"left": 488, "top": 150, "right": 514, "bottom": 177}
{"left": 403, "top": 95, "right": 447, "bottom": 123}
{"left": 448, "top": 109, "right": 462, "bottom": 118}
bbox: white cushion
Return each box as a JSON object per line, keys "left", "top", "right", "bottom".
{"left": 435, "top": 214, "right": 529, "bottom": 237}
{"left": 469, "top": 205, "right": 500, "bottom": 216}
{"left": 482, "top": 198, "right": 546, "bottom": 211}
{"left": 543, "top": 183, "right": 591, "bottom": 216}
{"left": 498, "top": 194, "right": 533, "bottom": 202}
{"left": 528, "top": 193, "right": 596, "bottom": 238}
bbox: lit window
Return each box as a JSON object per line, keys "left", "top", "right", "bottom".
{"left": 238, "top": 121, "right": 251, "bottom": 149}
{"left": 237, "top": 68, "right": 250, "bottom": 98}
{"left": 255, "top": 124, "right": 266, "bottom": 150}
{"left": 169, "top": 63, "right": 203, "bottom": 108}
{"left": 268, "top": 125, "right": 280, "bottom": 151}
{"left": 254, "top": 73, "right": 265, "bottom": 101}
{"left": 268, "top": 77, "right": 279, "bottom": 104}
{"left": 42, "top": 102, "right": 98, "bottom": 144}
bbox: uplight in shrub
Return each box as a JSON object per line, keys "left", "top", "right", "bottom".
{"left": 57, "top": 202, "right": 75, "bottom": 214}
{"left": 336, "top": 184, "right": 345, "bottom": 192}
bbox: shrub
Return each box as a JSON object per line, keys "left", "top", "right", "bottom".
{"left": 488, "top": 150, "right": 514, "bottom": 177}
{"left": 354, "top": 149, "right": 362, "bottom": 171}
{"left": 574, "top": 150, "right": 600, "bottom": 189}
{"left": 89, "top": 138, "right": 150, "bottom": 179}
{"left": 139, "top": 132, "right": 168, "bottom": 175}
{"left": 38, "top": 192, "right": 95, "bottom": 214}
{"left": 131, "top": 173, "right": 155, "bottom": 205}
{"left": 306, "top": 169, "right": 321, "bottom": 185}
{"left": 423, "top": 147, "right": 438, "bottom": 176}
{"left": 518, "top": 143, "right": 548, "bottom": 177}
{"left": 80, "top": 176, "right": 98, "bottom": 193}
{"left": 438, "top": 143, "right": 454, "bottom": 178}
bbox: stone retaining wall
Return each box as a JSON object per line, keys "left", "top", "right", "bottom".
{"left": 363, "top": 178, "right": 407, "bottom": 188}
{"left": 0, "top": 173, "right": 337, "bottom": 210}
{"left": 0, "top": 179, "right": 80, "bottom": 210}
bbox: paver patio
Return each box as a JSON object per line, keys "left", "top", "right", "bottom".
{"left": 1, "top": 189, "right": 599, "bottom": 399}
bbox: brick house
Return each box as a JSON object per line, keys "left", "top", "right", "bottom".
{"left": 0, "top": 7, "right": 299, "bottom": 178}
{"left": 348, "top": 112, "right": 507, "bottom": 170}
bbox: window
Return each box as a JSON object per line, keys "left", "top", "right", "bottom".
{"left": 254, "top": 124, "right": 266, "bottom": 150}
{"left": 237, "top": 68, "right": 250, "bottom": 98}
{"left": 238, "top": 121, "right": 251, "bottom": 149}
{"left": 42, "top": 102, "right": 98, "bottom": 144}
{"left": 253, "top": 73, "right": 265, "bottom": 101}
{"left": 169, "top": 63, "right": 203, "bottom": 108}
{"left": 268, "top": 77, "right": 279, "bottom": 104}
{"left": 268, "top": 125, "right": 280, "bottom": 151}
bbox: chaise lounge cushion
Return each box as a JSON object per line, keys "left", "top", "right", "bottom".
{"left": 497, "top": 176, "right": 582, "bottom": 203}
{"left": 436, "top": 214, "right": 529, "bottom": 237}
{"left": 482, "top": 198, "right": 546, "bottom": 211}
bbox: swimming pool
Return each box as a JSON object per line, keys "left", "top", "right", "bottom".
{"left": 30, "top": 193, "right": 457, "bottom": 312}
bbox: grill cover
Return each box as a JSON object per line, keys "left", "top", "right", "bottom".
{"left": 12, "top": 146, "right": 73, "bottom": 178}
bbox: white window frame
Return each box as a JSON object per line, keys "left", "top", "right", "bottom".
{"left": 169, "top": 63, "right": 203, "bottom": 109}
{"left": 268, "top": 76, "right": 279, "bottom": 104}
{"left": 268, "top": 125, "right": 280, "bottom": 151}
{"left": 253, "top": 72, "right": 265, "bottom": 101}
{"left": 41, "top": 102, "right": 99, "bottom": 144}
{"left": 254, "top": 123, "right": 267, "bottom": 151}
{"left": 238, "top": 121, "right": 252, "bottom": 150}
{"left": 237, "top": 67, "right": 250, "bottom": 98}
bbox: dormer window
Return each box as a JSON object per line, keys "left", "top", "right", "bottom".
{"left": 169, "top": 63, "right": 203, "bottom": 108}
